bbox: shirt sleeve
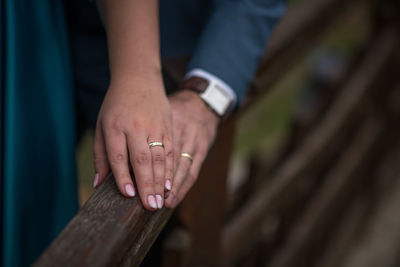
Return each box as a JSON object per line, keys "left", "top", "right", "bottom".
{"left": 185, "top": 68, "right": 238, "bottom": 114}
{"left": 187, "top": 0, "right": 287, "bottom": 107}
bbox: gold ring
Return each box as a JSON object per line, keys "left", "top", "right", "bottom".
{"left": 148, "top": 141, "right": 164, "bottom": 148}
{"left": 181, "top": 152, "right": 193, "bottom": 163}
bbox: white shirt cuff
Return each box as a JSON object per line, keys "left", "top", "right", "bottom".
{"left": 184, "top": 68, "right": 238, "bottom": 110}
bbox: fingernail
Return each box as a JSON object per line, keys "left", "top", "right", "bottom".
{"left": 165, "top": 180, "right": 172, "bottom": 191}
{"left": 156, "top": 195, "right": 163, "bottom": 209}
{"left": 148, "top": 195, "right": 157, "bottom": 209}
{"left": 125, "top": 184, "right": 135, "bottom": 197}
{"left": 93, "top": 173, "right": 99, "bottom": 188}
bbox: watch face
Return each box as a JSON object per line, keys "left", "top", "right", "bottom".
{"left": 201, "top": 83, "right": 232, "bottom": 116}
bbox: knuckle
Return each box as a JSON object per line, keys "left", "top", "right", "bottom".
{"left": 104, "top": 115, "right": 123, "bottom": 131}
{"left": 134, "top": 151, "right": 150, "bottom": 165}
{"left": 153, "top": 153, "right": 165, "bottom": 165}
{"left": 133, "top": 119, "right": 144, "bottom": 130}
{"left": 166, "top": 149, "right": 174, "bottom": 159}
{"left": 109, "top": 152, "right": 126, "bottom": 165}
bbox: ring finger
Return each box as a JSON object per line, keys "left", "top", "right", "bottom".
{"left": 173, "top": 145, "right": 206, "bottom": 207}
{"left": 148, "top": 137, "right": 166, "bottom": 209}
{"left": 165, "top": 127, "right": 196, "bottom": 207}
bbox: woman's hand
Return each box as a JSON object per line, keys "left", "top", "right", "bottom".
{"left": 93, "top": 75, "right": 174, "bottom": 211}
{"left": 165, "top": 90, "right": 220, "bottom": 208}
{"left": 94, "top": 0, "right": 170, "bottom": 210}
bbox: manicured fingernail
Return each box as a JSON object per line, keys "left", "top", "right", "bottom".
{"left": 156, "top": 195, "right": 163, "bottom": 209}
{"left": 165, "top": 180, "right": 172, "bottom": 191}
{"left": 125, "top": 184, "right": 135, "bottom": 197}
{"left": 148, "top": 195, "right": 157, "bottom": 209}
{"left": 93, "top": 173, "right": 99, "bottom": 188}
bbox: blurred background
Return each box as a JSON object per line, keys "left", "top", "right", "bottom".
{"left": 75, "top": 0, "right": 400, "bottom": 266}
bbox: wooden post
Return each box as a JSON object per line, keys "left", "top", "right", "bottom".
{"left": 174, "top": 116, "right": 237, "bottom": 267}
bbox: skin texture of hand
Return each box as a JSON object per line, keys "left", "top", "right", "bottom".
{"left": 94, "top": 0, "right": 174, "bottom": 211}
{"left": 93, "top": 76, "right": 174, "bottom": 211}
{"left": 165, "top": 90, "right": 220, "bottom": 208}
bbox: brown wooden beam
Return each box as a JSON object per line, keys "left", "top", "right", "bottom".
{"left": 34, "top": 176, "right": 173, "bottom": 267}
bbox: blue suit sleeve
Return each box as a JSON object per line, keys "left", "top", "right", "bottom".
{"left": 187, "top": 0, "right": 287, "bottom": 106}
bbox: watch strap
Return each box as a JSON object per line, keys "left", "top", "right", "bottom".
{"left": 180, "top": 76, "right": 209, "bottom": 93}
{"left": 180, "top": 76, "right": 234, "bottom": 120}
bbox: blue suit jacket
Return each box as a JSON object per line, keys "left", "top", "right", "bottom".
{"left": 160, "top": 0, "right": 287, "bottom": 105}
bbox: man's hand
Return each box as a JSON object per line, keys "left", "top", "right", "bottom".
{"left": 93, "top": 76, "right": 174, "bottom": 211}
{"left": 165, "top": 90, "right": 220, "bottom": 208}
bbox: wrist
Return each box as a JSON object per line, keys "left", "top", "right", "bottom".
{"left": 109, "top": 69, "right": 165, "bottom": 95}
{"left": 181, "top": 90, "right": 220, "bottom": 123}
{"left": 180, "top": 75, "right": 235, "bottom": 120}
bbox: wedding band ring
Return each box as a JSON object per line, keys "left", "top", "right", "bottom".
{"left": 181, "top": 152, "right": 193, "bottom": 163}
{"left": 148, "top": 141, "right": 164, "bottom": 148}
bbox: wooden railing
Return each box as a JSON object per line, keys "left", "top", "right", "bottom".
{"left": 35, "top": 0, "right": 400, "bottom": 266}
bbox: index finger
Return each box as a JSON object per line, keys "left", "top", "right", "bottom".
{"left": 103, "top": 128, "right": 136, "bottom": 198}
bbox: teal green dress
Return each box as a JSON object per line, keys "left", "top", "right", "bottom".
{"left": 1, "top": 1, "right": 79, "bottom": 266}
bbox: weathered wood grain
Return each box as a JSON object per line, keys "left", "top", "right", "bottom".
{"left": 34, "top": 176, "right": 173, "bottom": 267}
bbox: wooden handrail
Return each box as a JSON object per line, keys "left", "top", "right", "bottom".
{"left": 34, "top": 177, "right": 173, "bottom": 267}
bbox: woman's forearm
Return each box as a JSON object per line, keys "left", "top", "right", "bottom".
{"left": 97, "top": 0, "right": 162, "bottom": 89}
{"left": 94, "top": 0, "right": 173, "bottom": 211}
